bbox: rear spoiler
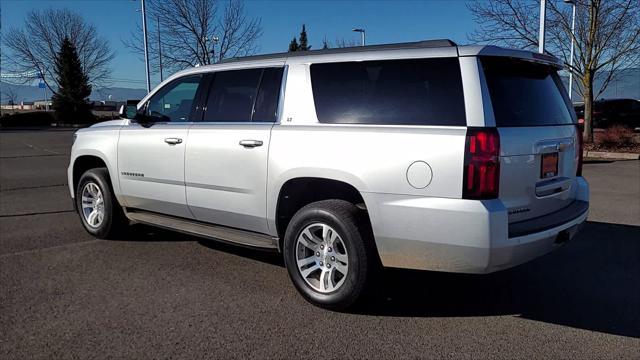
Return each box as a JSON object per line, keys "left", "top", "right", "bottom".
{"left": 458, "top": 45, "right": 564, "bottom": 69}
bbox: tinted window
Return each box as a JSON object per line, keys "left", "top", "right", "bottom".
{"left": 310, "top": 58, "right": 466, "bottom": 126}
{"left": 253, "top": 68, "right": 284, "bottom": 122}
{"left": 203, "top": 69, "right": 262, "bottom": 122}
{"left": 145, "top": 75, "right": 202, "bottom": 122}
{"left": 482, "top": 57, "right": 576, "bottom": 127}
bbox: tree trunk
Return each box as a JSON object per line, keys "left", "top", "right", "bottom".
{"left": 582, "top": 71, "right": 595, "bottom": 143}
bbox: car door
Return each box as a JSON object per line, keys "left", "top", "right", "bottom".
{"left": 118, "top": 74, "right": 204, "bottom": 218}
{"left": 185, "top": 66, "right": 284, "bottom": 234}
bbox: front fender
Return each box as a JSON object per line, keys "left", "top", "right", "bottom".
{"left": 68, "top": 127, "right": 122, "bottom": 202}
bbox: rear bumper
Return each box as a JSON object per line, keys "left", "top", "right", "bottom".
{"left": 362, "top": 177, "right": 589, "bottom": 274}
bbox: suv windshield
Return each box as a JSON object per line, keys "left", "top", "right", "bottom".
{"left": 482, "top": 57, "right": 576, "bottom": 127}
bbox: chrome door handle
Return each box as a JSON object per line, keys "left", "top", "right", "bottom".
{"left": 164, "top": 137, "right": 183, "bottom": 145}
{"left": 535, "top": 139, "right": 574, "bottom": 154}
{"left": 557, "top": 141, "right": 572, "bottom": 152}
{"left": 239, "top": 140, "right": 263, "bottom": 148}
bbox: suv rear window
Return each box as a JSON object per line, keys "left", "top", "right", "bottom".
{"left": 310, "top": 58, "right": 466, "bottom": 126}
{"left": 482, "top": 57, "right": 576, "bottom": 127}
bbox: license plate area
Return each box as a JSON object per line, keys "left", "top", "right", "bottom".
{"left": 541, "top": 153, "right": 559, "bottom": 179}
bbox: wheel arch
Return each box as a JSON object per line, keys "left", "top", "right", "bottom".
{"left": 71, "top": 153, "right": 114, "bottom": 199}
{"left": 273, "top": 177, "right": 377, "bottom": 254}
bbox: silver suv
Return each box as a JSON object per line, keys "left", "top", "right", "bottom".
{"left": 68, "top": 40, "right": 589, "bottom": 309}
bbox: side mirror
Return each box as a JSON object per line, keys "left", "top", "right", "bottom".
{"left": 118, "top": 104, "right": 138, "bottom": 119}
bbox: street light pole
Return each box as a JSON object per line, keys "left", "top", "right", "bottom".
{"left": 565, "top": 0, "right": 577, "bottom": 100}
{"left": 352, "top": 28, "right": 365, "bottom": 46}
{"left": 157, "top": 17, "right": 163, "bottom": 82}
{"left": 210, "top": 36, "right": 219, "bottom": 63}
{"left": 141, "top": 0, "right": 151, "bottom": 93}
{"left": 538, "top": 0, "right": 547, "bottom": 53}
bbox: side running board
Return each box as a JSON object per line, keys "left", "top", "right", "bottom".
{"left": 124, "top": 209, "right": 279, "bottom": 251}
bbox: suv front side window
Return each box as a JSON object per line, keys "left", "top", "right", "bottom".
{"left": 144, "top": 74, "right": 203, "bottom": 123}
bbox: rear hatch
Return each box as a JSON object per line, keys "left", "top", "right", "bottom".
{"left": 481, "top": 57, "right": 580, "bottom": 224}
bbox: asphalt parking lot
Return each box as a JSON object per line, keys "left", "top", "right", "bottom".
{"left": 1, "top": 129, "right": 639, "bottom": 359}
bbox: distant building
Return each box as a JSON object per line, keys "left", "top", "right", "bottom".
{"left": 34, "top": 100, "right": 52, "bottom": 110}
{"left": 19, "top": 101, "right": 35, "bottom": 110}
{"left": 0, "top": 104, "right": 18, "bottom": 110}
{"left": 91, "top": 100, "right": 122, "bottom": 112}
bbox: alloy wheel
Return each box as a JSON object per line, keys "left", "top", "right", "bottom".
{"left": 295, "top": 223, "right": 349, "bottom": 293}
{"left": 81, "top": 182, "right": 105, "bottom": 228}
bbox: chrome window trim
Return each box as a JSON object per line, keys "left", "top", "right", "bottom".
{"left": 129, "top": 122, "right": 196, "bottom": 127}
{"left": 192, "top": 122, "right": 264, "bottom": 126}
{"left": 269, "top": 123, "right": 467, "bottom": 131}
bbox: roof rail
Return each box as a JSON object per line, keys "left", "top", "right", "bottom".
{"left": 219, "top": 39, "right": 457, "bottom": 64}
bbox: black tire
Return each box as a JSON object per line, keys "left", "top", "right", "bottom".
{"left": 76, "top": 167, "right": 127, "bottom": 239}
{"left": 283, "top": 199, "right": 378, "bottom": 310}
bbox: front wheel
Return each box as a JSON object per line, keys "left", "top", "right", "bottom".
{"left": 76, "top": 168, "right": 127, "bottom": 239}
{"left": 283, "top": 200, "right": 377, "bottom": 310}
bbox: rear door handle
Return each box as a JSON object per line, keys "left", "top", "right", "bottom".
{"left": 239, "top": 140, "right": 263, "bottom": 148}
{"left": 164, "top": 137, "right": 183, "bottom": 145}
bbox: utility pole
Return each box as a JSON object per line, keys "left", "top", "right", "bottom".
{"left": 538, "top": 0, "right": 547, "bottom": 53}
{"left": 564, "top": 0, "right": 577, "bottom": 100}
{"left": 157, "top": 17, "right": 163, "bottom": 82}
{"left": 141, "top": 0, "right": 151, "bottom": 93}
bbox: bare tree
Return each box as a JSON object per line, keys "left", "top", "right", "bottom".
{"left": 468, "top": 0, "right": 640, "bottom": 142}
{"left": 124, "top": 0, "right": 262, "bottom": 74}
{"left": 2, "top": 86, "right": 19, "bottom": 107}
{"left": 333, "top": 38, "right": 360, "bottom": 48}
{"left": 3, "top": 9, "right": 115, "bottom": 94}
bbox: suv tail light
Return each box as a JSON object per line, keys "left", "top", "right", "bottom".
{"left": 575, "top": 120, "right": 584, "bottom": 176}
{"left": 463, "top": 127, "right": 500, "bottom": 199}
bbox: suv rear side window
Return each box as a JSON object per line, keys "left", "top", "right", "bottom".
{"left": 310, "top": 58, "right": 466, "bottom": 126}
{"left": 202, "top": 67, "right": 284, "bottom": 123}
{"left": 482, "top": 57, "right": 576, "bottom": 127}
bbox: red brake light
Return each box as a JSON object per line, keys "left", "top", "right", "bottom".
{"left": 463, "top": 128, "right": 500, "bottom": 199}
{"left": 575, "top": 124, "right": 584, "bottom": 176}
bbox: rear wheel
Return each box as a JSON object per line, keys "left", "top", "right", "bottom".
{"left": 283, "top": 200, "right": 377, "bottom": 310}
{"left": 76, "top": 168, "right": 127, "bottom": 239}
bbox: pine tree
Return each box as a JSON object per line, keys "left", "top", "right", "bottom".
{"left": 52, "top": 37, "right": 93, "bottom": 124}
{"left": 299, "top": 24, "right": 311, "bottom": 51}
{"left": 288, "top": 37, "right": 299, "bottom": 52}
{"left": 322, "top": 36, "right": 329, "bottom": 50}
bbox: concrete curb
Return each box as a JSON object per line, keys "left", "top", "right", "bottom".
{"left": 585, "top": 151, "right": 640, "bottom": 160}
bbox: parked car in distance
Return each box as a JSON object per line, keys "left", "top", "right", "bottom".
{"left": 574, "top": 98, "right": 640, "bottom": 130}
{"left": 68, "top": 40, "right": 589, "bottom": 310}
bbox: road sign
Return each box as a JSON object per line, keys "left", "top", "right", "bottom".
{"left": 38, "top": 82, "right": 46, "bottom": 89}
